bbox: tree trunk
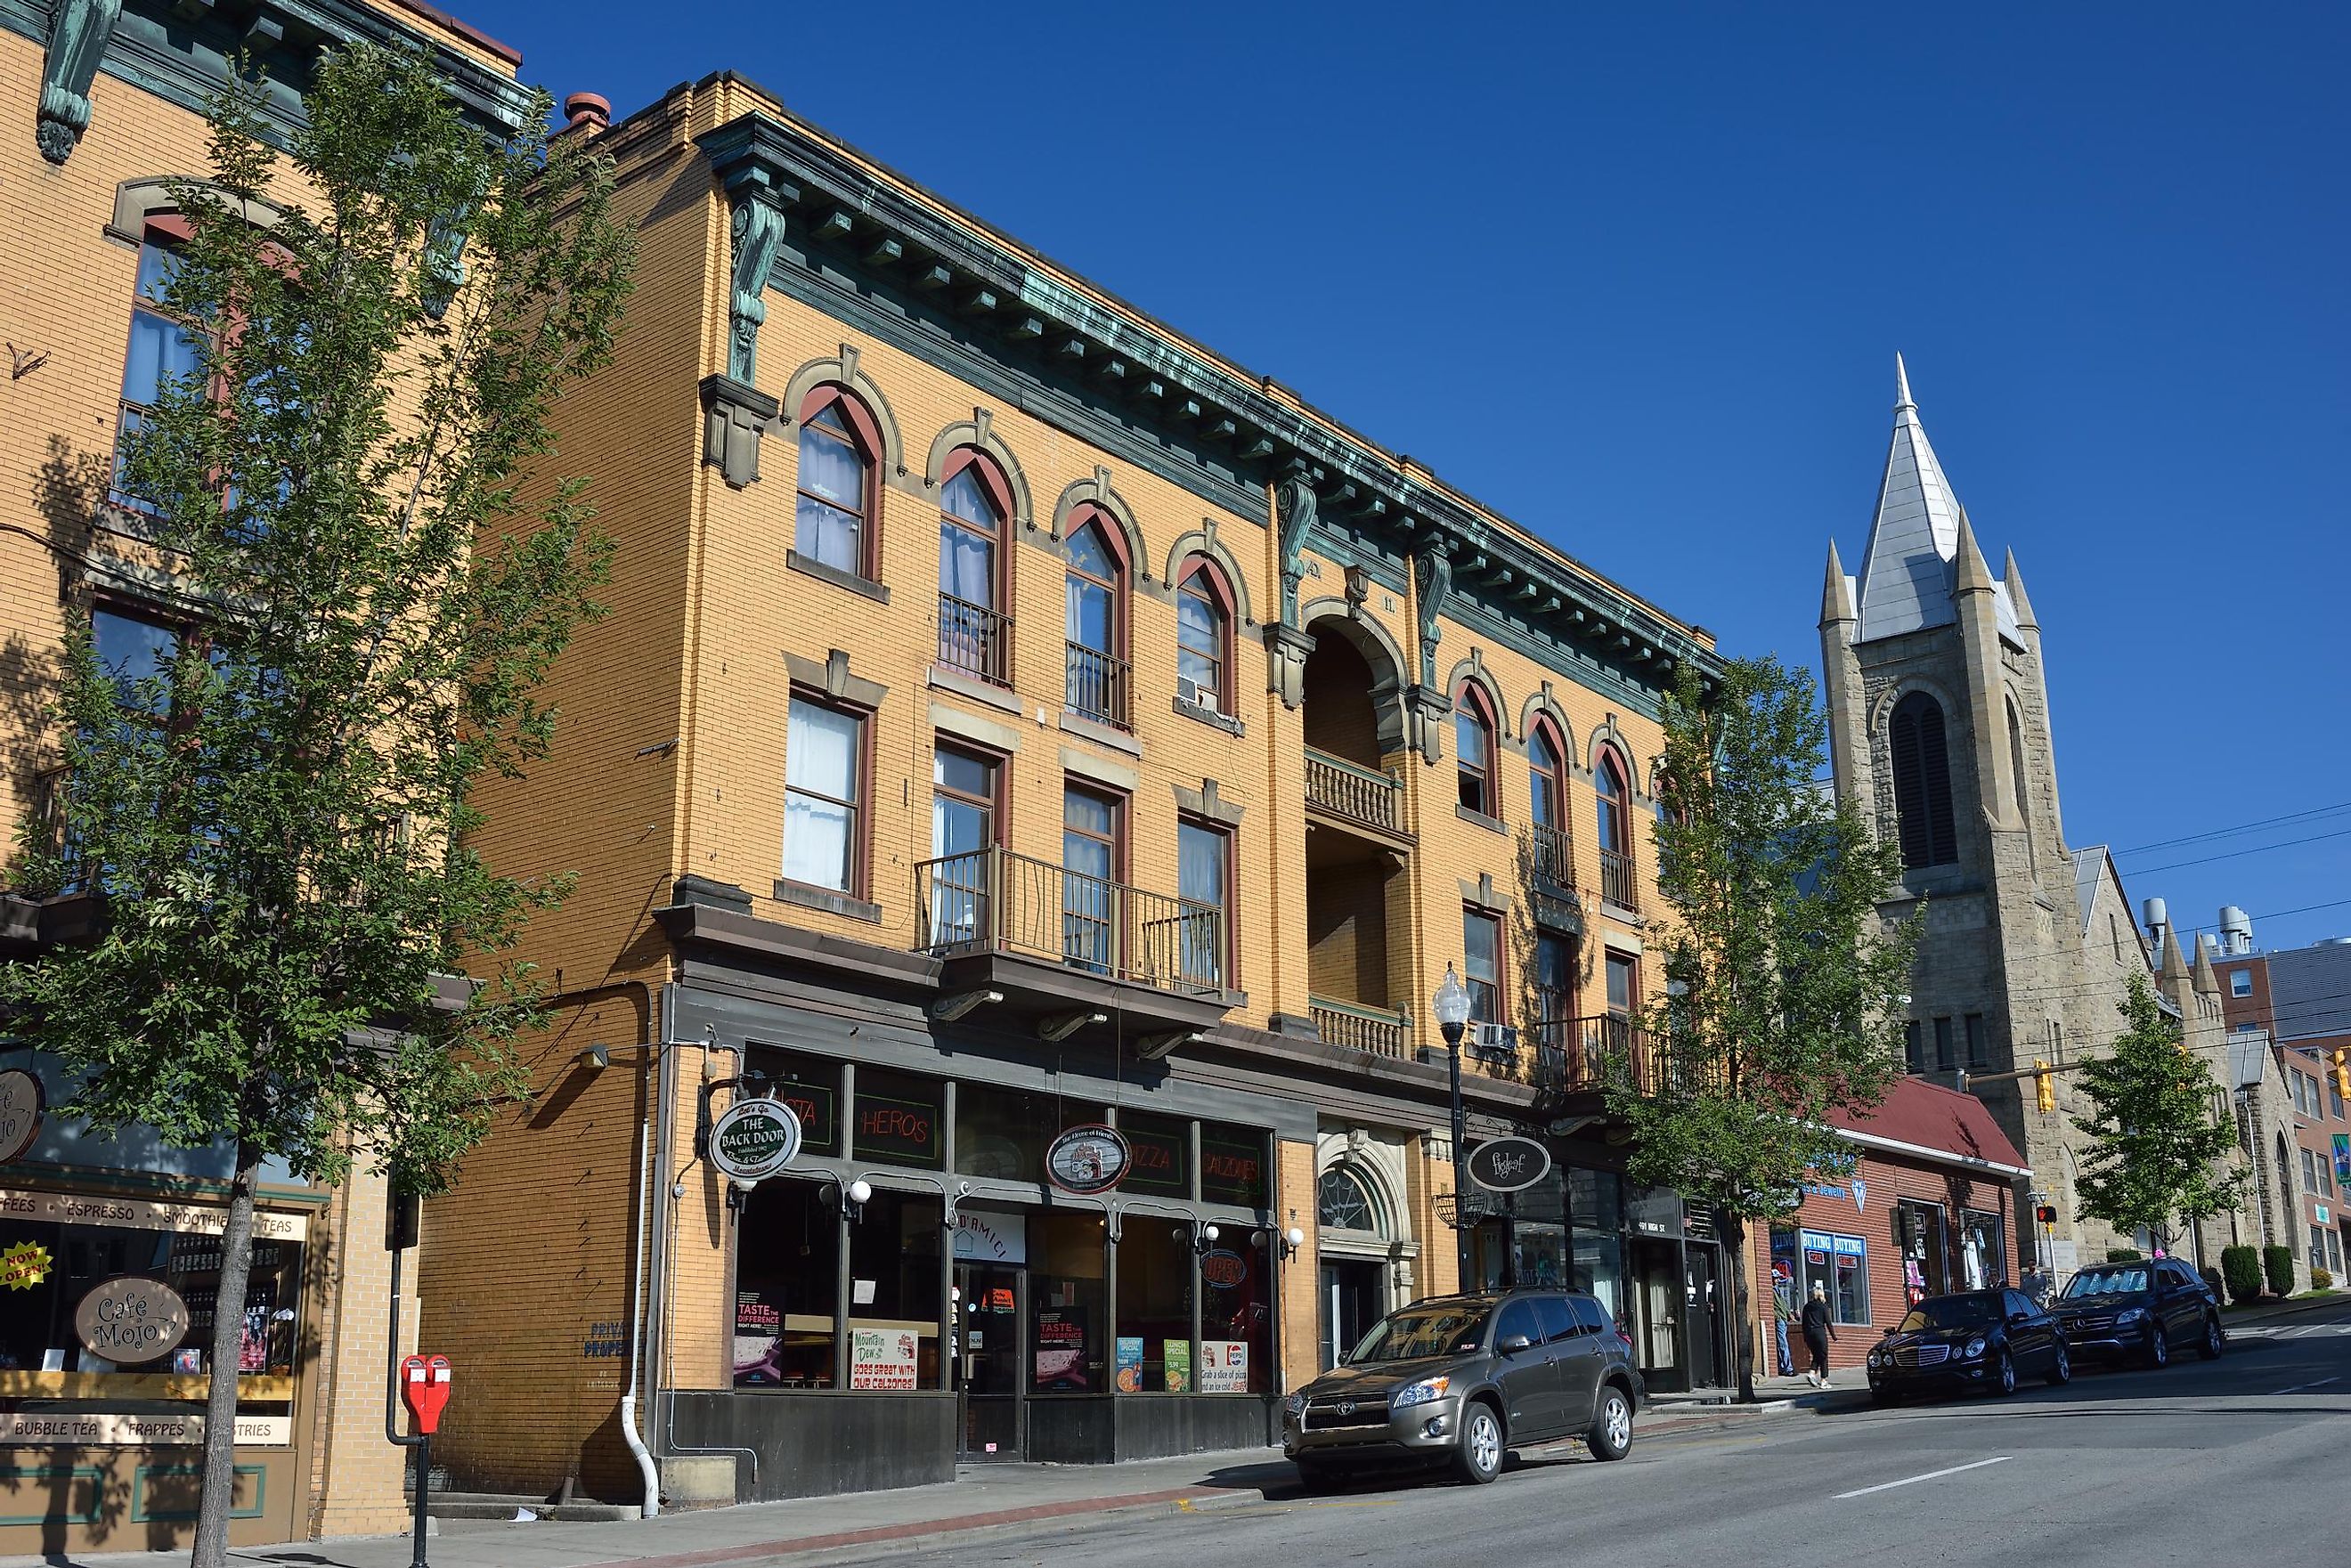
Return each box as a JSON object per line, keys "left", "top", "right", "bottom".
{"left": 191, "top": 1139, "right": 262, "bottom": 1568}
{"left": 1724, "top": 1211, "right": 1757, "bottom": 1404}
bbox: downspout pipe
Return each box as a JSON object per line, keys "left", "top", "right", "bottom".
{"left": 622, "top": 1089, "right": 662, "bottom": 1516}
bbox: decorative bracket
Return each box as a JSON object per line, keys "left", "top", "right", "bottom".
{"left": 37, "top": 0, "right": 122, "bottom": 165}
{"left": 1412, "top": 540, "right": 1452, "bottom": 688}
{"left": 701, "top": 374, "right": 779, "bottom": 489}
{"left": 1273, "top": 467, "right": 1318, "bottom": 627}
{"left": 1407, "top": 683, "right": 1452, "bottom": 767}
{"left": 695, "top": 115, "right": 802, "bottom": 384}
{"left": 1264, "top": 622, "right": 1313, "bottom": 711}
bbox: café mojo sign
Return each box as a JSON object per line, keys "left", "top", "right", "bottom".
{"left": 1467, "top": 1136, "right": 1552, "bottom": 1194}
{"left": 74, "top": 1276, "right": 191, "bottom": 1365}
{"left": 0, "top": 1067, "right": 44, "bottom": 1165}
{"left": 709, "top": 1097, "right": 803, "bottom": 1183}
{"left": 1045, "top": 1124, "right": 1130, "bottom": 1196}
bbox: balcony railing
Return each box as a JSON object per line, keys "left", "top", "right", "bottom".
{"left": 1599, "top": 846, "right": 1638, "bottom": 912}
{"left": 1310, "top": 994, "right": 1409, "bottom": 1059}
{"left": 916, "top": 845, "right": 1223, "bottom": 995}
{"left": 1533, "top": 1014, "right": 1663, "bottom": 1096}
{"left": 1064, "top": 642, "right": 1131, "bottom": 729}
{"left": 938, "top": 593, "right": 1012, "bottom": 687}
{"left": 1531, "top": 820, "right": 1574, "bottom": 890}
{"left": 1304, "top": 748, "right": 1403, "bottom": 833}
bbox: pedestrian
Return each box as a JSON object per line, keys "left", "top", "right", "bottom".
{"left": 1801, "top": 1280, "right": 1836, "bottom": 1387}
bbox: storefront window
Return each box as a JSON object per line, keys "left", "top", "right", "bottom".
{"left": 1960, "top": 1208, "right": 2005, "bottom": 1290}
{"left": 1199, "top": 1231, "right": 1272, "bottom": 1393}
{"left": 854, "top": 1068, "right": 944, "bottom": 1169}
{"left": 1798, "top": 1230, "right": 1869, "bottom": 1324}
{"left": 1114, "top": 1218, "right": 1192, "bottom": 1392}
{"left": 955, "top": 1085, "right": 1103, "bottom": 1185}
{"left": 1199, "top": 1122, "right": 1267, "bottom": 1208}
{"left": 1030, "top": 1211, "right": 1107, "bottom": 1393}
{"left": 735, "top": 1178, "right": 838, "bottom": 1387}
{"left": 1513, "top": 1223, "right": 1567, "bottom": 1289}
{"left": 748, "top": 1047, "right": 841, "bottom": 1157}
{"left": 1567, "top": 1167, "right": 1625, "bottom": 1324}
{"left": 1119, "top": 1110, "right": 1191, "bottom": 1198}
{"left": 1896, "top": 1200, "right": 1947, "bottom": 1306}
{"left": 847, "top": 1190, "right": 943, "bottom": 1390}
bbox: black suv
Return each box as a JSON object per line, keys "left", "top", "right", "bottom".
{"left": 2052, "top": 1257, "right": 2224, "bottom": 1368}
{"left": 1282, "top": 1291, "right": 1644, "bottom": 1487}
{"left": 1866, "top": 1288, "right": 2070, "bottom": 1403}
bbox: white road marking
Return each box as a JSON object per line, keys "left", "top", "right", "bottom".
{"left": 2270, "top": 1376, "right": 2342, "bottom": 1395}
{"left": 1834, "top": 1457, "right": 2011, "bottom": 1500}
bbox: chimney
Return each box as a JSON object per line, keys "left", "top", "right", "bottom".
{"left": 562, "top": 93, "right": 611, "bottom": 134}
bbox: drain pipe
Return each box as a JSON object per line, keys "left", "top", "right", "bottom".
{"left": 621, "top": 1074, "right": 662, "bottom": 1517}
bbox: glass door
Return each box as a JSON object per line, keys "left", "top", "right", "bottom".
{"left": 956, "top": 1263, "right": 1023, "bottom": 1459}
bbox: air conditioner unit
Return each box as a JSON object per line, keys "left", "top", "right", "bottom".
{"left": 1176, "top": 675, "right": 1216, "bottom": 709}
{"left": 1472, "top": 1022, "right": 1519, "bottom": 1058}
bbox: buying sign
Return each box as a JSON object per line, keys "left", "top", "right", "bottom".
{"left": 0, "top": 1068, "right": 43, "bottom": 1164}
{"left": 1467, "top": 1136, "right": 1552, "bottom": 1194}
{"left": 710, "top": 1097, "right": 802, "bottom": 1183}
{"left": 74, "top": 1276, "right": 191, "bottom": 1364}
{"left": 1045, "top": 1123, "right": 1130, "bottom": 1196}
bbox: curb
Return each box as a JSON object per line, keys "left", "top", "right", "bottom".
{"left": 2224, "top": 1293, "right": 2346, "bottom": 1329}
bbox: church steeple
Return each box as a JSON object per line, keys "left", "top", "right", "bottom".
{"left": 1853, "top": 357, "right": 1967, "bottom": 643}
{"left": 1821, "top": 539, "right": 1856, "bottom": 630}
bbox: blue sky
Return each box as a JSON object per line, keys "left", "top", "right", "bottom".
{"left": 463, "top": 1, "right": 2349, "bottom": 952}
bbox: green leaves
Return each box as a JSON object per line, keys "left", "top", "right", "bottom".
{"left": 2071, "top": 973, "right": 2247, "bottom": 1242}
{"left": 3, "top": 43, "right": 634, "bottom": 1198}
{"left": 1613, "top": 657, "right": 1918, "bottom": 1217}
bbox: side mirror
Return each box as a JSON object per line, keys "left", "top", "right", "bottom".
{"left": 1499, "top": 1334, "right": 1534, "bottom": 1354}
{"left": 2009, "top": 1312, "right": 2032, "bottom": 1325}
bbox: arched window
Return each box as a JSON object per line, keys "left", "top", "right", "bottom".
{"left": 1889, "top": 692, "right": 1958, "bottom": 868}
{"left": 1528, "top": 719, "right": 1570, "bottom": 884}
{"left": 936, "top": 451, "right": 1013, "bottom": 685}
{"left": 1595, "top": 746, "right": 1636, "bottom": 910}
{"left": 795, "top": 387, "right": 881, "bottom": 580}
{"left": 1175, "top": 556, "right": 1234, "bottom": 715}
{"left": 1317, "top": 1165, "right": 1382, "bottom": 1235}
{"left": 1063, "top": 516, "right": 1127, "bottom": 727}
{"left": 1455, "top": 685, "right": 1498, "bottom": 817}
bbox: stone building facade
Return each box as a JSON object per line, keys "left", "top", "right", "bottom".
{"left": 414, "top": 71, "right": 1729, "bottom": 1508}
{"left": 0, "top": 0, "right": 534, "bottom": 1555}
{"left": 1819, "top": 362, "right": 2269, "bottom": 1283}
{"left": 2213, "top": 926, "right": 2350, "bottom": 1285}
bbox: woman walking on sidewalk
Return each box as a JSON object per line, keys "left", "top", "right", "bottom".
{"left": 1801, "top": 1280, "right": 1836, "bottom": 1386}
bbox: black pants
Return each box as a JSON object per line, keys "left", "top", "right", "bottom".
{"left": 1805, "top": 1332, "right": 1830, "bottom": 1377}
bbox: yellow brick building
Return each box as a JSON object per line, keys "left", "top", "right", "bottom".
{"left": 0, "top": 1, "right": 535, "bottom": 1553}
{"left": 421, "top": 73, "right": 1729, "bottom": 1507}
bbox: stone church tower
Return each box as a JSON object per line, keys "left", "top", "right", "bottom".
{"left": 1820, "top": 360, "right": 2151, "bottom": 1280}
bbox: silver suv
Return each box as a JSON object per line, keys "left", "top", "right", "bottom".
{"left": 1282, "top": 1290, "right": 1644, "bottom": 1488}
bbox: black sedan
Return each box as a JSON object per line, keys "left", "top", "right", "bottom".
{"left": 1865, "top": 1288, "right": 2070, "bottom": 1404}
{"left": 2051, "top": 1257, "right": 2225, "bottom": 1368}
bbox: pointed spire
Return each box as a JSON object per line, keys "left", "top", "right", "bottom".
{"left": 2003, "top": 548, "right": 2038, "bottom": 630}
{"left": 2160, "top": 924, "right": 2191, "bottom": 985}
{"left": 1852, "top": 356, "right": 1968, "bottom": 641}
{"left": 1895, "top": 353, "right": 1915, "bottom": 411}
{"left": 1953, "top": 512, "right": 1996, "bottom": 596}
{"left": 1821, "top": 540, "right": 1855, "bottom": 628}
{"left": 2192, "top": 935, "right": 2220, "bottom": 995}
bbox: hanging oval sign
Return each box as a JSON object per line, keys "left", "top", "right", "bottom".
{"left": 1468, "top": 1136, "right": 1553, "bottom": 1194}
{"left": 710, "top": 1097, "right": 802, "bottom": 1183}
{"left": 1045, "top": 1123, "right": 1130, "bottom": 1196}
{"left": 74, "top": 1275, "right": 191, "bottom": 1365}
{"left": 1200, "top": 1248, "right": 1247, "bottom": 1289}
{"left": 0, "top": 1068, "right": 44, "bottom": 1166}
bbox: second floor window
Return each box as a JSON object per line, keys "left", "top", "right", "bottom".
{"left": 1176, "top": 558, "right": 1233, "bottom": 715}
{"left": 114, "top": 227, "right": 207, "bottom": 514}
{"left": 937, "top": 457, "right": 1010, "bottom": 684}
{"left": 931, "top": 743, "right": 998, "bottom": 862}
{"left": 1177, "top": 816, "right": 1231, "bottom": 987}
{"left": 1604, "top": 950, "right": 1637, "bottom": 1019}
{"left": 784, "top": 695, "right": 864, "bottom": 895}
{"left": 1064, "top": 520, "right": 1127, "bottom": 727}
{"left": 1463, "top": 908, "right": 1502, "bottom": 1024}
{"left": 1536, "top": 930, "right": 1574, "bottom": 1024}
{"left": 795, "top": 393, "right": 876, "bottom": 579}
{"left": 1062, "top": 784, "right": 1122, "bottom": 971}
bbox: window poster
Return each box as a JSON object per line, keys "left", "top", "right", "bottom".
{"left": 1162, "top": 1338, "right": 1191, "bottom": 1392}
{"left": 850, "top": 1328, "right": 920, "bottom": 1391}
{"left": 1200, "top": 1340, "right": 1247, "bottom": 1393}
{"left": 1115, "top": 1336, "right": 1144, "bottom": 1393}
{"left": 1035, "top": 1309, "right": 1088, "bottom": 1391}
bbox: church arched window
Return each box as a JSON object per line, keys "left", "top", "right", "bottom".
{"left": 1888, "top": 692, "right": 1957, "bottom": 869}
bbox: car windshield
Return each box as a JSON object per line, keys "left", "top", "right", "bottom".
{"left": 2062, "top": 1267, "right": 2149, "bottom": 1299}
{"left": 1896, "top": 1293, "right": 2005, "bottom": 1331}
{"left": 1346, "top": 1304, "right": 1492, "bottom": 1363}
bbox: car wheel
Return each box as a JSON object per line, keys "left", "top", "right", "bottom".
{"left": 1991, "top": 1350, "right": 2015, "bottom": 1397}
{"left": 1587, "top": 1385, "right": 1633, "bottom": 1462}
{"left": 1452, "top": 1401, "right": 1504, "bottom": 1486}
{"left": 2046, "top": 1341, "right": 2071, "bottom": 1387}
{"left": 2199, "top": 1315, "right": 2225, "bottom": 1361}
{"left": 2145, "top": 1324, "right": 2169, "bottom": 1369}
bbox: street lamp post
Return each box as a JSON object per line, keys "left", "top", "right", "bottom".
{"left": 1434, "top": 965, "right": 1474, "bottom": 1291}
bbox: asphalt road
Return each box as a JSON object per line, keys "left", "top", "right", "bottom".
{"left": 822, "top": 1299, "right": 2351, "bottom": 1568}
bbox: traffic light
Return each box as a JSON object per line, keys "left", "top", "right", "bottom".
{"left": 2034, "top": 1205, "right": 2057, "bottom": 1226}
{"left": 2035, "top": 1060, "right": 2055, "bottom": 1114}
{"left": 2332, "top": 1048, "right": 2349, "bottom": 1101}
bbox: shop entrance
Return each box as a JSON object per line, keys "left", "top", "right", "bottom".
{"left": 1318, "top": 1258, "right": 1385, "bottom": 1371}
{"left": 1631, "top": 1239, "right": 1683, "bottom": 1388}
{"left": 1683, "top": 1244, "right": 1722, "bottom": 1388}
{"left": 955, "top": 1262, "right": 1024, "bottom": 1459}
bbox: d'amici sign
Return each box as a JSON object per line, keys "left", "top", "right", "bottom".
{"left": 710, "top": 1097, "right": 803, "bottom": 1183}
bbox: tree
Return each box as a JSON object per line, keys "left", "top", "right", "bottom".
{"left": 2071, "top": 972, "right": 2248, "bottom": 1256}
{"left": 1610, "top": 657, "right": 1917, "bottom": 1401}
{"left": 3, "top": 47, "right": 632, "bottom": 1566}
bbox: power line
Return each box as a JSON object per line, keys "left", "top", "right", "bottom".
{"left": 2113, "top": 800, "right": 2351, "bottom": 858}
{"left": 2123, "top": 825, "right": 2351, "bottom": 877}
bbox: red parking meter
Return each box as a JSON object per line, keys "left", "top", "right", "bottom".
{"left": 400, "top": 1354, "right": 452, "bottom": 1434}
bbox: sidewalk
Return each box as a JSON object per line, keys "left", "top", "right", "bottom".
{"left": 0, "top": 1396, "right": 1829, "bottom": 1568}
